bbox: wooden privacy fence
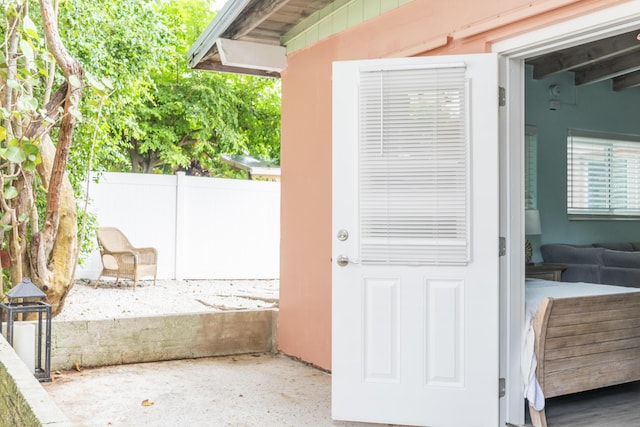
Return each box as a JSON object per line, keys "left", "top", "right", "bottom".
{"left": 75, "top": 172, "right": 280, "bottom": 280}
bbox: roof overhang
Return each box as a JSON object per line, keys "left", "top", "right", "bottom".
{"left": 188, "top": 0, "right": 333, "bottom": 77}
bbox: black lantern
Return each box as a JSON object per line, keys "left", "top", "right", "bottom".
{"left": 0, "top": 278, "right": 52, "bottom": 382}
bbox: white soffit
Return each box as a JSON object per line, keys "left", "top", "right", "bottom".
{"left": 216, "top": 38, "right": 287, "bottom": 73}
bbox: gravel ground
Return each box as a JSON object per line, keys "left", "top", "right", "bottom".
{"left": 54, "top": 278, "right": 279, "bottom": 321}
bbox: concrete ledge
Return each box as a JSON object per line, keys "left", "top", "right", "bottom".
{"left": 0, "top": 334, "right": 72, "bottom": 426}
{"left": 52, "top": 309, "right": 278, "bottom": 370}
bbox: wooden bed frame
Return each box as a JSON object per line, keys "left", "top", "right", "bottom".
{"left": 529, "top": 292, "right": 640, "bottom": 427}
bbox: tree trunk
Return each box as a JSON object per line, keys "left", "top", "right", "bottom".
{"left": 35, "top": 134, "right": 77, "bottom": 315}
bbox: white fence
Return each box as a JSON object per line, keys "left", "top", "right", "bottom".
{"left": 75, "top": 172, "right": 280, "bottom": 280}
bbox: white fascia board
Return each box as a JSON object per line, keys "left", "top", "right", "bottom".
{"left": 216, "top": 38, "right": 287, "bottom": 73}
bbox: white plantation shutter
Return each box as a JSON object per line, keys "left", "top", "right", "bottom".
{"left": 567, "top": 129, "right": 640, "bottom": 217}
{"left": 358, "top": 64, "right": 470, "bottom": 265}
{"left": 525, "top": 126, "right": 538, "bottom": 210}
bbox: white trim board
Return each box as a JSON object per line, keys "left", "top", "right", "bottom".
{"left": 493, "top": 0, "right": 640, "bottom": 58}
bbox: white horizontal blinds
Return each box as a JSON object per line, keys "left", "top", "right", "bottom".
{"left": 567, "top": 129, "right": 640, "bottom": 217}
{"left": 358, "top": 65, "right": 469, "bottom": 265}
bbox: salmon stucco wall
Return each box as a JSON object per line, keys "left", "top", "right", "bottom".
{"left": 277, "top": 0, "right": 627, "bottom": 370}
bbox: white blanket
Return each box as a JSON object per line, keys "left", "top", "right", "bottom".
{"left": 523, "top": 278, "right": 640, "bottom": 410}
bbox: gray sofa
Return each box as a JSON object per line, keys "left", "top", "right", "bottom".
{"left": 540, "top": 242, "right": 640, "bottom": 288}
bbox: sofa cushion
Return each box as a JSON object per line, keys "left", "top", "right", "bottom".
{"left": 602, "top": 249, "right": 640, "bottom": 268}
{"left": 593, "top": 242, "right": 635, "bottom": 251}
{"left": 601, "top": 267, "right": 640, "bottom": 288}
{"left": 540, "top": 244, "right": 605, "bottom": 265}
{"left": 561, "top": 265, "right": 601, "bottom": 284}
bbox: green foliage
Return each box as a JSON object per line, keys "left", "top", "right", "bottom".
{"left": 58, "top": 0, "right": 177, "bottom": 174}
{"left": 0, "top": 1, "right": 47, "bottom": 176}
{"left": 111, "top": 0, "right": 281, "bottom": 175}
{"left": 55, "top": 0, "right": 281, "bottom": 177}
{"left": 133, "top": 70, "right": 281, "bottom": 175}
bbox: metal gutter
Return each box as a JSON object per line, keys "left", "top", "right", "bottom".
{"left": 187, "top": 0, "right": 252, "bottom": 69}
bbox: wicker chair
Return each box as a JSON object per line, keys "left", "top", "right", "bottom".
{"left": 94, "top": 227, "right": 158, "bottom": 289}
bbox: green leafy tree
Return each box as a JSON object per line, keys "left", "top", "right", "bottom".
{"left": 58, "top": 0, "right": 176, "bottom": 175}
{"left": 124, "top": 0, "right": 281, "bottom": 176}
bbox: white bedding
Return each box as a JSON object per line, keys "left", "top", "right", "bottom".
{"left": 523, "top": 278, "right": 640, "bottom": 410}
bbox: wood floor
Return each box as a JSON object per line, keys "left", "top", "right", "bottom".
{"left": 526, "top": 381, "right": 640, "bottom": 426}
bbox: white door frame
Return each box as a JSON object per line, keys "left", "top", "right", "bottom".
{"left": 494, "top": 1, "right": 640, "bottom": 424}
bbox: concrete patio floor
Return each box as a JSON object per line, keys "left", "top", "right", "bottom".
{"left": 42, "top": 352, "right": 388, "bottom": 427}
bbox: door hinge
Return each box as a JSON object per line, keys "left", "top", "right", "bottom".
{"left": 499, "top": 237, "right": 506, "bottom": 257}
{"left": 498, "top": 86, "right": 506, "bottom": 107}
{"left": 499, "top": 377, "right": 506, "bottom": 397}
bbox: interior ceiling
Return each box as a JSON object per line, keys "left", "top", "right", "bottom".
{"left": 526, "top": 29, "right": 640, "bottom": 91}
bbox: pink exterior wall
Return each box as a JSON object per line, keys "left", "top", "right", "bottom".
{"left": 277, "top": 0, "right": 627, "bottom": 370}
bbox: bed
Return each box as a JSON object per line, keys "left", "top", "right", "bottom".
{"left": 524, "top": 279, "right": 640, "bottom": 427}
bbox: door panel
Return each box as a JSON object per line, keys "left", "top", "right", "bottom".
{"left": 332, "top": 54, "right": 500, "bottom": 427}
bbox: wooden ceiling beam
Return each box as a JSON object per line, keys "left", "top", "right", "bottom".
{"left": 528, "top": 29, "right": 640, "bottom": 79}
{"left": 574, "top": 52, "right": 640, "bottom": 85}
{"left": 239, "top": 28, "right": 284, "bottom": 43}
{"left": 612, "top": 70, "right": 640, "bottom": 91}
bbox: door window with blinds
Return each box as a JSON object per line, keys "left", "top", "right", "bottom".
{"left": 358, "top": 65, "right": 470, "bottom": 265}
{"left": 567, "top": 129, "right": 640, "bottom": 218}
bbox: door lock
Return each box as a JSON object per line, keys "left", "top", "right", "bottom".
{"left": 337, "top": 229, "right": 349, "bottom": 241}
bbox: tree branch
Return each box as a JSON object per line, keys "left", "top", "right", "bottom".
{"left": 38, "top": 0, "right": 83, "bottom": 239}
{"left": 42, "top": 0, "right": 59, "bottom": 105}
{"left": 25, "top": 81, "right": 68, "bottom": 152}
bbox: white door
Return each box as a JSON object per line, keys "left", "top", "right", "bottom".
{"left": 332, "top": 54, "right": 500, "bottom": 427}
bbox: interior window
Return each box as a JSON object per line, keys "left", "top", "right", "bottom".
{"left": 567, "top": 129, "right": 640, "bottom": 218}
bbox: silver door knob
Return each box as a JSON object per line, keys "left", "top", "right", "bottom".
{"left": 337, "top": 255, "right": 349, "bottom": 267}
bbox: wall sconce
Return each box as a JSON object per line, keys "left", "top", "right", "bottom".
{"left": 548, "top": 84, "right": 561, "bottom": 110}
{"left": 525, "top": 209, "right": 542, "bottom": 264}
{"left": 0, "top": 278, "right": 52, "bottom": 382}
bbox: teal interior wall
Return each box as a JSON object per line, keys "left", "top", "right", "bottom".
{"left": 525, "top": 64, "right": 640, "bottom": 261}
